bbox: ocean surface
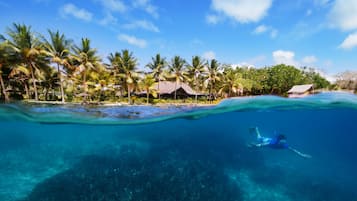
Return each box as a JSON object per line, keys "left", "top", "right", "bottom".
{"left": 0, "top": 92, "right": 356, "bottom": 201}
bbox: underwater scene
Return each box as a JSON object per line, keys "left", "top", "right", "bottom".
{"left": 0, "top": 92, "right": 357, "bottom": 201}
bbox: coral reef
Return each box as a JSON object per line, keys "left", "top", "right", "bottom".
{"left": 22, "top": 143, "right": 243, "bottom": 201}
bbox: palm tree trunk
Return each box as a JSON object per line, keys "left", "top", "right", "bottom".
{"left": 146, "top": 90, "right": 149, "bottom": 104}
{"left": 45, "top": 88, "right": 48, "bottom": 101}
{"left": 28, "top": 62, "right": 38, "bottom": 101}
{"left": 158, "top": 80, "right": 160, "bottom": 100}
{"left": 0, "top": 74, "right": 9, "bottom": 102}
{"left": 194, "top": 77, "right": 198, "bottom": 103}
{"left": 210, "top": 81, "right": 213, "bottom": 103}
{"left": 82, "top": 71, "right": 87, "bottom": 103}
{"left": 174, "top": 80, "right": 177, "bottom": 100}
{"left": 128, "top": 85, "right": 131, "bottom": 104}
{"left": 24, "top": 82, "right": 29, "bottom": 98}
{"left": 57, "top": 63, "right": 65, "bottom": 103}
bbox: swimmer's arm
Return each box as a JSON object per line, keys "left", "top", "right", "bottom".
{"left": 288, "top": 147, "right": 312, "bottom": 159}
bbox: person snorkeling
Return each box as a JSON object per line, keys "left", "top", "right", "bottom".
{"left": 248, "top": 127, "right": 312, "bottom": 159}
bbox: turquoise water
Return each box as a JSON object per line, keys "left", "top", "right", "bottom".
{"left": 0, "top": 92, "right": 357, "bottom": 201}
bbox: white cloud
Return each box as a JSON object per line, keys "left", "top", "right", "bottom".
{"left": 314, "top": 69, "right": 336, "bottom": 82}
{"left": 272, "top": 50, "right": 299, "bottom": 67}
{"left": 99, "top": 12, "right": 118, "bottom": 25}
{"left": 60, "top": 3, "right": 93, "bottom": 22}
{"left": 210, "top": 0, "right": 272, "bottom": 23}
{"left": 233, "top": 63, "right": 255, "bottom": 68}
{"left": 133, "top": 0, "right": 159, "bottom": 18}
{"left": 202, "top": 51, "right": 216, "bottom": 60}
{"left": 97, "top": 0, "right": 126, "bottom": 13}
{"left": 302, "top": 56, "right": 318, "bottom": 65}
{"left": 118, "top": 34, "right": 147, "bottom": 48}
{"left": 253, "top": 25, "right": 278, "bottom": 38}
{"left": 329, "top": 0, "right": 357, "bottom": 31}
{"left": 253, "top": 25, "right": 268, "bottom": 34}
{"left": 231, "top": 55, "right": 267, "bottom": 69}
{"left": 206, "top": 14, "right": 221, "bottom": 25}
{"left": 123, "top": 20, "right": 159, "bottom": 32}
{"left": 339, "top": 32, "right": 357, "bottom": 49}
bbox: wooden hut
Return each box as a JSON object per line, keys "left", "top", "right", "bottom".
{"left": 287, "top": 84, "right": 314, "bottom": 98}
{"left": 139, "top": 81, "right": 203, "bottom": 99}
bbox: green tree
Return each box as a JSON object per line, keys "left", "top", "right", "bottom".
{"left": 6, "top": 23, "right": 44, "bottom": 100}
{"left": 72, "top": 38, "right": 102, "bottom": 103}
{"left": 219, "top": 67, "right": 244, "bottom": 97}
{"left": 140, "top": 74, "right": 157, "bottom": 104}
{"left": 302, "top": 67, "right": 330, "bottom": 89}
{"left": 43, "top": 30, "right": 72, "bottom": 102}
{"left": 117, "top": 50, "right": 139, "bottom": 104}
{"left": 187, "top": 56, "right": 206, "bottom": 102}
{"left": 37, "top": 65, "right": 59, "bottom": 100}
{"left": 168, "top": 56, "right": 187, "bottom": 100}
{"left": 267, "top": 64, "right": 305, "bottom": 95}
{"left": 146, "top": 54, "right": 167, "bottom": 99}
{"left": 206, "top": 59, "right": 221, "bottom": 101}
{"left": 0, "top": 40, "right": 11, "bottom": 101}
{"left": 107, "top": 52, "right": 125, "bottom": 98}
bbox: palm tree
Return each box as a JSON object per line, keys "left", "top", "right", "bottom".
{"left": 219, "top": 68, "right": 244, "bottom": 97}
{"left": 107, "top": 52, "right": 125, "bottom": 96}
{"left": 72, "top": 38, "right": 102, "bottom": 103}
{"left": 43, "top": 30, "right": 71, "bottom": 103}
{"left": 0, "top": 40, "right": 11, "bottom": 101}
{"left": 206, "top": 59, "right": 221, "bottom": 102}
{"left": 6, "top": 23, "right": 44, "bottom": 100}
{"left": 187, "top": 56, "right": 206, "bottom": 103}
{"left": 146, "top": 54, "right": 166, "bottom": 99}
{"left": 8, "top": 66, "right": 31, "bottom": 98}
{"left": 140, "top": 74, "right": 157, "bottom": 104}
{"left": 168, "top": 56, "right": 187, "bottom": 100}
{"left": 37, "top": 65, "right": 59, "bottom": 100}
{"left": 116, "top": 50, "right": 138, "bottom": 104}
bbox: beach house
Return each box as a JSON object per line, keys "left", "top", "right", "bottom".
{"left": 287, "top": 84, "right": 314, "bottom": 98}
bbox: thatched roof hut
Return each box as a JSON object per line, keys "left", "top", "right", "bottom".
{"left": 155, "top": 81, "right": 196, "bottom": 95}
{"left": 288, "top": 84, "right": 314, "bottom": 98}
{"left": 139, "top": 81, "right": 203, "bottom": 98}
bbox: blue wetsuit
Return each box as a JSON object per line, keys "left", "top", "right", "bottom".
{"left": 258, "top": 136, "right": 289, "bottom": 149}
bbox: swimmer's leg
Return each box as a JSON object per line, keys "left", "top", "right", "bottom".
{"left": 249, "top": 127, "right": 262, "bottom": 139}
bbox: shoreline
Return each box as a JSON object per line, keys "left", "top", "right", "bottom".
{"left": 20, "top": 100, "right": 219, "bottom": 108}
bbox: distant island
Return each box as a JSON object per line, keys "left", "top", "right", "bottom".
{"left": 0, "top": 23, "right": 356, "bottom": 105}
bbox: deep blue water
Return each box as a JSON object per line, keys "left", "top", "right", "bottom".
{"left": 0, "top": 93, "right": 357, "bottom": 201}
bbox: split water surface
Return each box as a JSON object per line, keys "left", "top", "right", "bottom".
{"left": 0, "top": 92, "right": 356, "bottom": 201}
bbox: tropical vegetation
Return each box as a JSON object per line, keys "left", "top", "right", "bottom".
{"left": 0, "top": 23, "right": 337, "bottom": 104}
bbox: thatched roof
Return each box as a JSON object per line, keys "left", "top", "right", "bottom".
{"left": 288, "top": 84, "right": 313, "bottom": 94}
{"left": 154, "top": 81, "right": 198, "bottom": 95}
{"left": 139, "top": 81, "right": 201, "bottom": 95}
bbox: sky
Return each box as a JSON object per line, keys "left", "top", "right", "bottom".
{"left": 1, "top": 0, "right": 357, "bottom": 79}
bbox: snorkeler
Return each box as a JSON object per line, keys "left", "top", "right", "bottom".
{"left": 248, "top": 127, "right": 312, "bottom": 159}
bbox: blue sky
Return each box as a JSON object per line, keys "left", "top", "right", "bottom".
{"left": 1, "top": 0, "right": 357, "bottom": 79}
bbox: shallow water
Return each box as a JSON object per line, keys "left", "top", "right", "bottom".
{"left": 0, "top": 92, "right": 357, "bottom": 201}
